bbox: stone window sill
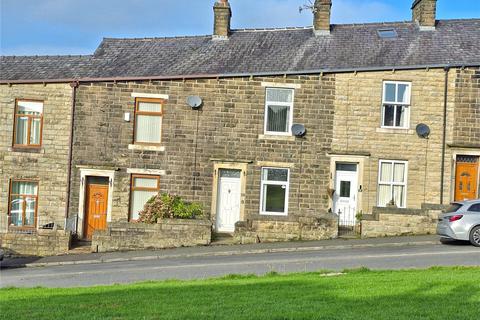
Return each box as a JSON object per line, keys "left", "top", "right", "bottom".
{"left": 128, "top": 144, "right": 165, "bottom": 152}
{"left": 376, "top": 128, "right": 414, "bottom": 135}
{"left": 258, "top": 134, "right": 296, "bottom": 142}
{"left": 8, "top": 147, "right": 45, "bottom": 154}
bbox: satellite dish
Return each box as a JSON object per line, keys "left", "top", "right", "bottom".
{"left": 187, "top": 96, "right": 203, "bottom": 109}
{"left": 416, "top": 123, "right": 430, "bottom": 139}
{"left": 291, "top": 124, "right": 306, "bottom": 137}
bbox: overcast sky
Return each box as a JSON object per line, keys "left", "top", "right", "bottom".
{"left": 1, "top": 0, "right": 478, "bottom": 56}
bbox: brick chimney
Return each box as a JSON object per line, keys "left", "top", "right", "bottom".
{"left": 313, "top": 0, "right": 332, "bottom": 35}
{"left": 412, "top": 0, "right": 437, "bottom": 30}
{"left": 213, "top": 0, "right": 231, "bottom": 39}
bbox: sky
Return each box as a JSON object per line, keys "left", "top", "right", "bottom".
{"left": 0, "top": 0, "right": 479, "bottom": 56}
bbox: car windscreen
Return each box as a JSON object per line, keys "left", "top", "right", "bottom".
{"left": 445, "top": 203, "right": 463, "bottom": 213}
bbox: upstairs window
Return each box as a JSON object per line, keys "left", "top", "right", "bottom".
{"left": 13, "top": 100, "right": 44, "bottom": 147}
{"left": 260, "top": 167, "right": 290, "bottom": 216}
{"left": 377, "top": 160, "right": 407, "bottom": 208}
{"left": 382, "top": 82, "right": 411, "bottom": 129}
{"left": 134, "top": 98, "right": 164, "bottom": 145}
{"left": 264, "top": 88, "right": 294, "bottom": 135}
{"left": 9, "top": 180, "right": 39, "bottom": 228}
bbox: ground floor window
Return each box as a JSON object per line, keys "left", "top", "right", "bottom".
{"left": 9, "top": 180, "right": 38, "bottom": 227}
{"left": 130, "top": 175, "right": 160, "bottom": 220}
{"left": 377, "top": 160, "right": 407, "bottom": 208}
{"left": 260, "top": 167, "right": 290, "bottom": 216}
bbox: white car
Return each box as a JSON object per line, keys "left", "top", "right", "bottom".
{"left": 437, "top": 200, "right": 480, "bottom": 247}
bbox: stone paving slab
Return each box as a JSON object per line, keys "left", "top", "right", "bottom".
{"left": 0, "top": 235, "right": 441, "bottom": 269}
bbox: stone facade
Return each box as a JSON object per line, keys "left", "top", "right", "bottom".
{"left": 452, "top": 67, "right": 480, "bottom": 147}
{"left": 0, "top": 83, "right": 73, "bottom": 232}
{"left": 69, "top": 75, "right": 335, "bottom": 240}
{"left": 0, "top": 229, "right": 71, "bottom": 256}
{"left": 92, "top": 219, "right": 211, "bottom": 252}
{"left": 331, "top": 69, "right": 456, "bottom": 213}
{"left": 361, "top": 206, "right": 443, "bottom": 238}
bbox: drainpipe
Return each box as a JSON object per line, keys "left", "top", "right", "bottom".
{"left": 65, "top": 81, "right": 79, "bottom": 226}
{"left": 440, "top": 67, "right": 450, "bottom": 204}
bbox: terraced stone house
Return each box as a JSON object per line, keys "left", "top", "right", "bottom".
{"left": 0, "top": 0, "right": 479, "bottom": 254}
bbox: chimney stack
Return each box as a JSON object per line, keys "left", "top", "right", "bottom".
{"left": 313, "top": 0, "right": 332, "bottom": 36}
{"left": 213, "top": 0, "right": 231, "bottom": 39}
{"left": 412, "top": 0, "right": 437, "bottom": 30}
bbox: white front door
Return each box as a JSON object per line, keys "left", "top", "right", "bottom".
{"left": 216, "top": 169, "right": 242, "bottom": 233}
{"left": 333, "top": 163, "right": 358, "bottom": 227}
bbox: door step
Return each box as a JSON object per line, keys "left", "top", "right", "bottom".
{"left": 211, "top": 233, "right": 235, "bottom": 245}
{"left": 69, "top": 240, "right": 93, "bottom": 254}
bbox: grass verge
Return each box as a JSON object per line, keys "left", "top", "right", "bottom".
{"left": 1, "top": 267, "right": 479, "bottom": 320}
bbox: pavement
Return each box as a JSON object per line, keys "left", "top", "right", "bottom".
{"left": 1, "top": 235, "right": 440, "bottom": 269}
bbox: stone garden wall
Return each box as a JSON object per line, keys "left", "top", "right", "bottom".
{"left": 361, "top": 205, "right": 444, "bottom": 238}
{"left": 0, "top": 229, "right": 71, "bottom": 256}
{"left": 234, "top": 214, "right": 338, "bottom": 244}
{"left": 92, "top": 219, "right": 212, "bottom": 253}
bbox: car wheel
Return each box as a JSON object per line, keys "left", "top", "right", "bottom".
{"left": 470, "top": 226, "right": 480, "bottom": 247}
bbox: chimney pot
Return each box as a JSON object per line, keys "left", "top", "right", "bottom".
{"left": 213, "top": 0, "right": 231, "bottom": 40}
{"left": 412, "top": 0, "right": 437, "bottom": 30}
{"left": 313, "top": 0, "right": 332, "bottom": 36}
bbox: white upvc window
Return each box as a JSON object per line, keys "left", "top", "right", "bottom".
{"left": 381, "top": 81, "right": 411, "bottom": 129}
{"left": 377, "top": 160, "right": 408, "bottom": 208}
{"left": 264, "top": 88, "right": 294, "bottom": 135}
{"left": 260, "top": 167, "right": 290, "bottom": 216}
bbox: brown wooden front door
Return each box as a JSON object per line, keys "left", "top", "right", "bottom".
{"left": 84, "top": 184, "right": 108, "bottom": 240}
{"left": 455, "top": 160, "right": 479, "bottom": 201}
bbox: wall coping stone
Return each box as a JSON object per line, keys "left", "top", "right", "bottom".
{"left": 421, "top": 203, "right": 449, "bottom": 210}
{"left": 372, "top": 207, "right": 425, "bottom": 216}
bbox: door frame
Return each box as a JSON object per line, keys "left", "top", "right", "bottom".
{"left": 333, "top": 167, "right": 359, "bottom": 219}
{"left": 211, "top": 162, "right": 247, "bottom": 233}
{"left": 451, "top": 150, "right": 480, "bottom": 202}
{"left": 328, "top": 155, "right": 367, "bottom": 214}
{"left": 77, "top": 168, "right": 115, "bottom": 239}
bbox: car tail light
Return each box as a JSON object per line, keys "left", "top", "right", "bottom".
{"left": 449, "top": 215, "right": 463, "bottom": 222}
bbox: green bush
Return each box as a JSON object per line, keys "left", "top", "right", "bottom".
{"left": 138, "top": 193, "right": 204, "bottom": 224}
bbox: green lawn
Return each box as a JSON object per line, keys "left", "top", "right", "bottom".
{"left": 1, "top": 267, "right": 479, "bottom": 320}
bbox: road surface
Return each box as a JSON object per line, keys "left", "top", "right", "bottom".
{"left": 1, "top": 242, "right": 479, "bottom": 288}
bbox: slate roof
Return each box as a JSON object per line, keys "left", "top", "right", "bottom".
{"left": 1, "top": 19, "right": 479, "bottom": 82}
{"left": 0, "top": 55, "right": 93, "bottom": 81}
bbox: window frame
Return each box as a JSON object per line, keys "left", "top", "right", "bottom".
{"left": 12, "top": 99, "right": 44, "bottom": 148}
{"left": 263, "top": 87, "right": 295, "bottom": 136}
{"left": 8, "top": 179, "right": 39, "bottom": 229}
{"left": 259, "top": 167, "right": 290, "bottom": 216}
{"left": 381, "top": 81, "right": 411, "bottom": 129}
{"left": 129, "top": 174, "right": 161, "bottom": 221}
{"left": 133, "top": 97, "right": 165, "bottom": 146}
{"left": 377, "top": 160, "right": 408, "bottom": 208}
